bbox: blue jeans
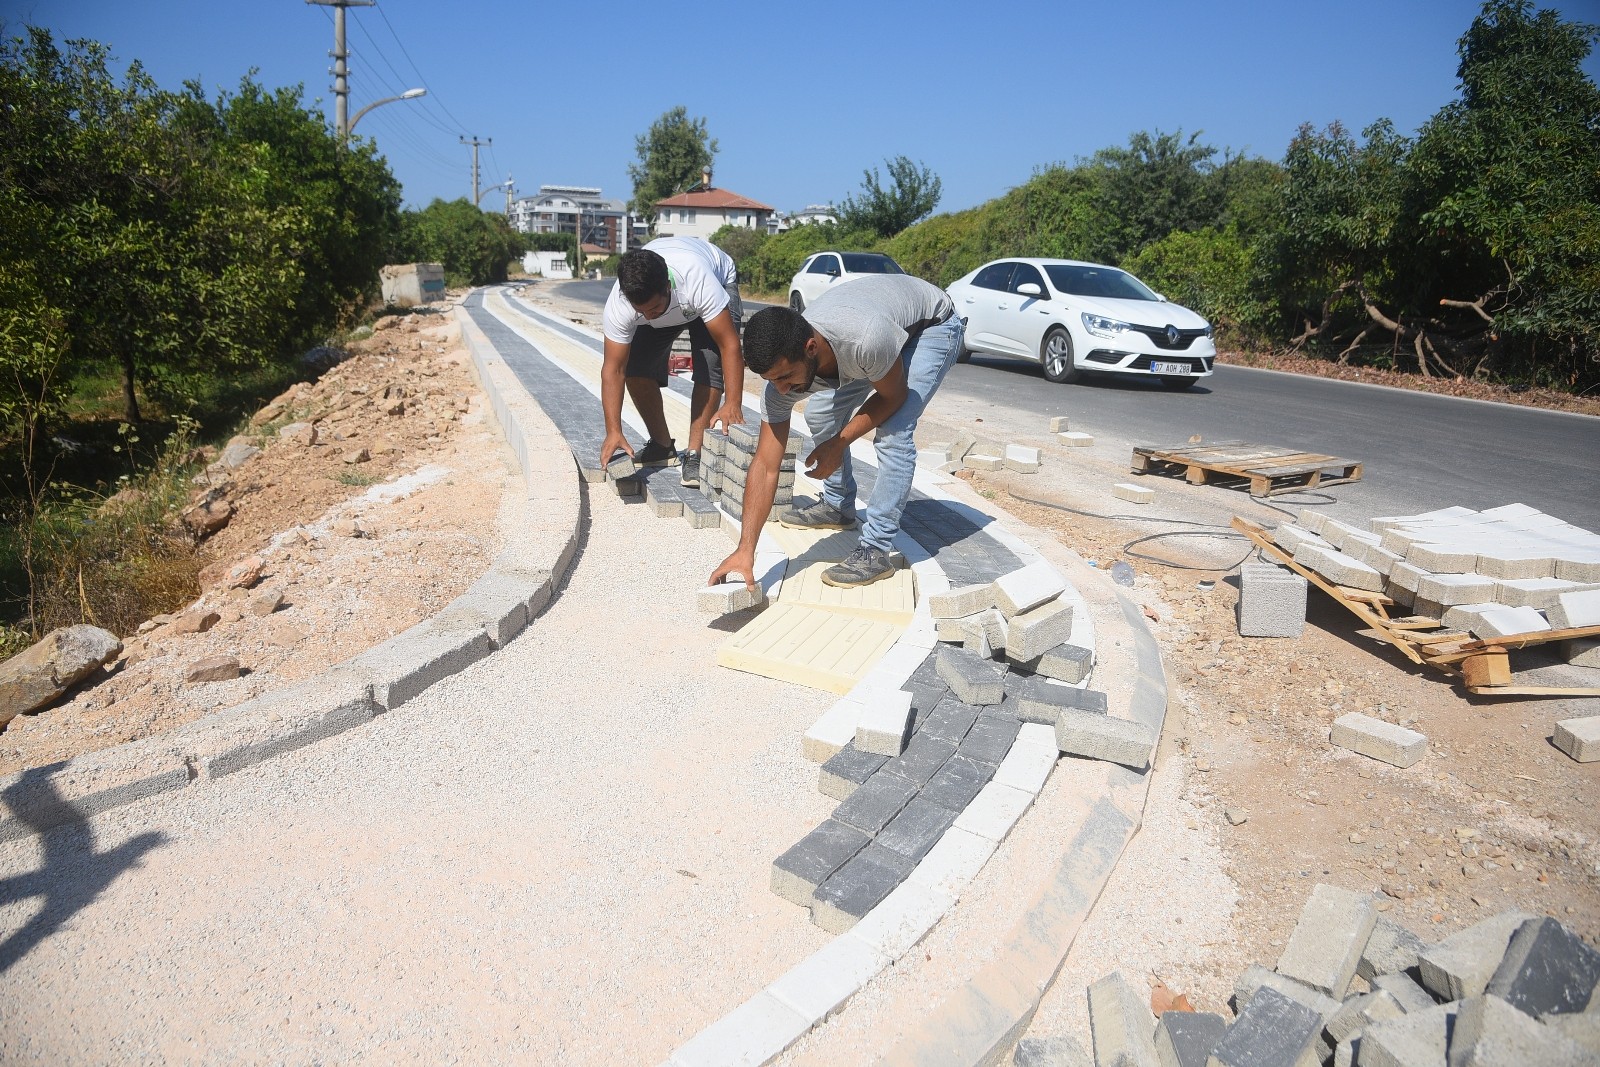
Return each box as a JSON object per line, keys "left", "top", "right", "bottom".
{"left": 802, "top": 316, "right": 965, "bottom": 552}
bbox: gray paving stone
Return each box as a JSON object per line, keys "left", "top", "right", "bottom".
{"left": 1232, "top": 964, "right": 1342, "bottom": 1031}
{"left": 770, "top": 818, "right": 871, "bottom": 907}
{"left": 929, "top": 583, "right": 996, "bottom": 619}
{"left": 880, "top": 734, "right": 958, "bottom": 788}
{"left": 818, "top": 743, "right": 889, "bottom": 802}
{"left": 876, "top": 797, "right": 960, "bottom": 863}
{"left": 1418, "top": 910, "right": 1535, "bottom": 1001}
{"left": 830, "top": 771, "right": 919, "bottom": 836}
{"left": 1011, "top": 675, "right": 1107, "bottom": 727}
{"left": 1325, "top": 990, "right": 1406, "bottom": 1044}
{"left": 1087, "top": 971, "right": 1160, "bottom": 1067}
{"left": 919, "top": 754, "right": 995, "bottom": 813}
{"left": 1486, "top": 916, "right": 1600, "bottom": 1019}
{"left": 1009, "top": 642, "right": 1095, "bottom": 683}
{"left": 1360, "top": 916, "right": 1430, "bottom": 981}
{"left": 1447, "top": 993, "right": 1591, "bottom": 1067}
{"left": 1055, "top": 709, "right": 1156, "bottom": 770}
{"left": 1007, "top": 599, "right": 1075, "bottom": 661}
{"left": 811, "top": 843, "right": 915, "bottom": 934}
{"left": 959, "top": 714, "right": 1023, "bottom": 766}
{"left": 937, "top": 645, "right": 1007, "bottom": 706}
{"left": 1208, "top": 986, "right": 1322, "bottom": 1067}
{"left": 1372, "top": 971, "right": 1440, "bottom": 1014}
{"left": 1154, "top": 1010, "right": 1227, "bottom": 1067}
{"left": 993, "top": 561, "right": 1067, "bottom": 617}
{"left": 918, "top": 700, "right": 979, "bottom": 745}
{"left": 1276, "top": 882, "right": 1378, "bottom": 998}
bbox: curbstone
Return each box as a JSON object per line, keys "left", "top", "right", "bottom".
{"left": 346, "top": 620, "right": 494, "bottom": 712}
{"left": 172, "top": 672, "right": 379, "bottom": 780}
{"left": 1416, "top": 572, "right": 1498, "bottom": 607}
{"left": 1154, "top": 1011, "right": 1227, "bottom": 1067}
{"left": 993, "top": 562, "right": 1067, "bottom": 617}
{"left": 0, "top": 735, "right": 191, "bottom": 844}
{"left": 1360, "top": 916, "right": 1430, "bottom": 981}
{"left": 1275, "top": 883, "right": 1378, "bottom": 998}
{"left": 965, "top": 453, "right": 1004, "bottom": 471}
{"left": 1330, "top": 712, "right": 1428, "bottom": 769}
{"left": 1548, "top": 587, "right": 1600, "bottom": 628}
{"left": 1448, "top": 993, "right": 1591, "bottom": 1067}
{"left": 1004, "top": 444, "right": 1042, "bottom": 473}
{"left": 1055, "top": 708, "right": 1155, "bottom": 770}
{"left": 1011, "top": 675, "right": 1107, "bottom": 727}
{"left": 1552, "top": 717, "right": 1600, "bottom": 763}
{"left": 1372, "top": 970, "right": 1439, "bottom": 1014}
{"left": 1014, "top": 1034, "right": 1091, "bottom": 1067}
{"left": 1086, "top": 972, "right": 1160, "bottom": 1067}
{"left": 1325, "top": 990, "right": 1405, "bottom": 1045}
{"left": 1418, "top": 910, "right": 1536, "bottom": 1002}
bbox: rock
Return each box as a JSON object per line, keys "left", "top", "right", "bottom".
{"left": 343, "top": 447, "right": 371, "bottom": 464}
{"left": 217, "top": 439, "right": 261, "bottom": 469}
{"left": 169, "top": 611, "right": 221, "bottom": 636}
{"left": 181, "top": 495, "right": 234, "bottom": 537}
{"left": 331, "top": 518, "right": 366, "bottom": 538}
{"left": 219, "top": 555, "right": 265, "bottom": 590}
{"left": 0, "top": 625, "right": 123, "bottom": 724}
{"left": 299, "top": 345, "right": 345, "bottom": 371}
{"left": 1226, "top": 808, "right": 1249, "bottom": 826}
{"left": 184, "top": 655, "right": 241, "bottom": 684}
{"left": 246, "top": 587, "right": 285, "bottom": 616}
{"left": 278, "top": 421, "right": 318, "bottom": 446}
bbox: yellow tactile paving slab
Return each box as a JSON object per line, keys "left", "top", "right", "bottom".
{"left": 767, "top": 525, "right": 857, "bottom": 560}
{"left": 777, "top": 559, "right": 916, "bottom": 624}
{"left": 715, "top": 602, "right": 904, "bottom": 695}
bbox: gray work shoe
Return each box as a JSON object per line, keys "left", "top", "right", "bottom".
{"left": 680, "top": 450, "right": 701, "bottom": 488}
{"left": 822, "top": 545, "right": 895, "bottom": 588}
{"left": 633, "top": 438, "right": 678, "bottom": 467}
{"left": 777, "top": 498, "right": 857, "bottom": 531}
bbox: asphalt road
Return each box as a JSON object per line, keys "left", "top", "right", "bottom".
{"left": 554, "top": 279, "right": 1600, "bottom": 530}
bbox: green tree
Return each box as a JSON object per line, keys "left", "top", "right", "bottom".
{"left": 708, "top": 223, "right": 768, "bottom": 279}
{"left": 393, "top": 199, "right": 523, "bottom": 287}
{"left": 743, "top": 223, "right": 877, "bottom": 295}
{"left": 1083, "top": 130, "right": 1224, "bottom": 261}
{"left": 627, "top": 106, "right": 717, "bottom": 233}
{"left": 838, "top": 156, "right": 943, "bottom": 238}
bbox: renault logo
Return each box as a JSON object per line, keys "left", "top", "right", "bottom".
{"left": 1165, "top": 325, "right": 1179, "bottom": 345}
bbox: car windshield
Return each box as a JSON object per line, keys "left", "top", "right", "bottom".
{"left": 1043, "top": 264, "right": 1158, "bottom": 301}
{"left": 840, "top": 253, "right": 903, "bottom": 275}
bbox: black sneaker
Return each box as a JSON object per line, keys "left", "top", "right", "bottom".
{"left": 633, "top": 438, "right": 678, "bottom": 467}
{"left": 777, "top": 498, "right": 857, "bottom": 530}
{"left": 680, "top": 450, "right": 701, "bottom": 488}
{"left": 822, "top": 545, "right": 895, "bottom": 588}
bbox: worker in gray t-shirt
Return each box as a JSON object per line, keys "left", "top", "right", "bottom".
{"left": 709, "top": 274, "right": 965, "bottom": 589}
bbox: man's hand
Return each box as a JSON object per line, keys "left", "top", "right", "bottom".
{"left": 710, "top": 399, "right": 744, "bottom": 432}
{"left": 599, "top": 430, "right": 633, "bottom": 470}
{"left": 709, "top": 549, "right": 757, "bottom": 589}
{"left": 804, "top": 435, "right": 847, "bottom": 481}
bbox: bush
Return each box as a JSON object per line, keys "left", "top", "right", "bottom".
{"left": 1123, "top": 225, "right": 1276, "bottom": 340}
{"left": 742, "top": 223, "right": 878, "bottom": 294}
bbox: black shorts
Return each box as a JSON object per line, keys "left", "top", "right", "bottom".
{"left": 624, "top": 282, "right": 744, "bottom": 390}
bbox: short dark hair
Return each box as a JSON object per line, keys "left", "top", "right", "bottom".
{"left": 742, "top": 307, "right": 814, "bottom": 374}
{"left": 617, "top": 248, "right": 670, "bottom": 306}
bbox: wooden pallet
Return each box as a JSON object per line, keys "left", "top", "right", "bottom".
{"left": 1133, "top": 441, "right": 1363, "bottom": 497}
{"left": 1232, "top": 516, "right": 1600, "bottom": 697}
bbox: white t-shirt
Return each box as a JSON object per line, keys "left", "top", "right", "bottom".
{"left": 602, "top": 237, "right": 738, "bottom": 344}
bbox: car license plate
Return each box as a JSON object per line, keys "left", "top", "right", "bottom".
{"left": 1151, "top": 361, "right": 1190, "bottom": 375}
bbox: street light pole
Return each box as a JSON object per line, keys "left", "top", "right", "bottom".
{"left": 347, "top": 87, "right": 426, "bottom": 136}
{"left": 306, "top": 0, "right": 376, "bottom": 140}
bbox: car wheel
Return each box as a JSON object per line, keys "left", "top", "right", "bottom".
{"left": 1159, "top": 375, "right": 1199, "bottom": 390}
{"left": 956, "top": 345, "right": 972, "bottom": 364}
{"left": 789, "top": 292, "right": 804, "bottom": 312}
{"left": 1040, "top": 327, "right": 1081, "bottom": 383}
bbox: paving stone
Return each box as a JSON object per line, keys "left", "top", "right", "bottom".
{"left": 879, "top": 733, "right": 958, "bottom": 788}
{"left": 992, "top": 725, "right": 1060, "bottom": 794}
{"left": 929, "top": 583, "right": 996, "bottom": 619}
{"left": 855, "top": 688, "right": 916, "bottom": 757}
{"left": 1441, "top": 602, "right": 1503, "bottom": 632}
{"left": 613, "top": 474, "right": 643, "bottom": 499}
{"left": 918, "top": 700, "right": 979, "bottom": 745}
{"left": 804, "top": 697, "right": 864, "bottom": 762}
{"left": 1058, "top": 431, "right": 1094, "bottom": 447}
{"left": 1491, "top": 577, "right": 1586, "bottom": 609}
{"left": 1406, "top": 542, "right": 1480, "bottom": 572}
{"left": 1113, "top": 482, "right": 1156, "bottom": 504}
{"left": 770, "top": 818, "right": 871, "bottom": 907}
{"left": 1208, "top": 986, "right": 1322, "bottom": 1067}
{"left": 1546, "top": 1013, "right": 1600, "bottom": 1058}
{"left": 1237, "top": 562, "right": 1307, "bottom": 638}
{"left": 1371, "top": 971, "right": 1440, "bottom": 1014}
{"left": 947, "top": 428, "right": 977, "bottom": 462}
{"left": 1295, "top": 544, "right": 1387, "bottom": 592}
{"left": 1447, "top": 993, "right": 1591, "bottom": 1067}
{"left": 1154, "top": 1010, "right": 1226, "bottom": 1067}
{"left": 919, "top": 753, "right": 996, "bottom": 813}
{"left": 1555, "top": 556, "right": 1600, "bottom": 583}
{"left": 1010, "top": 641, "right": 1095, "bottom": 683}
{"left": 1232, "top": 964, "right": 1343, "bottom": 1029}
{"left": 1486, "top": 916, "right": 1600, "bottom": 1019}
{"left": 951, "top": 780, "right": 1032, "bottom": 842}
{"left": 1388, "top": 561, "right": 1433, "bottom": 594}
{"left": 875, "top": 797, "right": 960, "bottom": 863}
{"left": 959, "top": 713, "right": 1023, "bottom": 766}
{"left": 697, "top": 579, "right": 764, "bottom": 615}
{"left": 1086, "top": 971, "right": 1160, "bottom": 1067}
{"left": 1353, "top": 541, "right": 1406, "bottom": 575}
{"left": 1013, "top": 1033, "right": 1091, "bottom": 1067}
{"left": 830, "top": 772, "right": 919, "bottom": 837}
{"left": 1330, "top": 712, "right": 1428, "bottom": 769}
{"left": 936, "top": 645, "right": 1006, "bottom": 706}
{"left": 1416, "top": 572, "right": 1498, "bottom": 606}
{"left": 1418, "top": 909, "right": 1535, "bottom": 1001}
{"left": 1360, "top": 916, "right": 1431, "bottom": 981}
{"left": 1007, "top": 599, "right": 1075, "bottom": 661}
{"left": 1011, "top": 675, "right": 1107, "bottom": 726}
{"left": 1003, "top": 443, "right": 1042, "bottom": 473}
{"left": 818, "top": 743, "right": 889, "bottom": 802}
{"left": 965, "top": 453, "right": 1003, "bottom": 471}
{"left": 993, "top": 561, "right": 1067, "bottom": 617}
{"left": 1275, "top": 523, "right": 1334, "bottom": 554}
{"left": 1276, "top": 883, "right": 1379, "bottom": 998}
{"left": 1356, "top": 1001, "right": 1457, "bottom": 1067}
{"left": 1325, "top": 990, "right": 1406, "bottom": 1044}
{"left": 1469, "top": 604, "right": 1551, "bottom": 638}
{"left": 1553, "top": 716, "right": 1600, "bottom": 763}
{"left": 1564, "top": 637, "right": 1600, "bottom": 669}
{"left": 811, "top": 843, "right": 915, "bottom": 934}
{"left": 1475, "top": 547, "right": 1557, "bottom": 580}
{"left": 1549, "top": 587, "right": 1600, "bottom": 628}
{"left": 1048, "top": 416, "right": 1071, "bottom": 433}
{"left": 1055, "top": 708, "right": 1156, "bottom": 770}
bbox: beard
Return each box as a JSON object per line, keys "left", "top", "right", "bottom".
{"left": 795, "top": 350, "right": 820, "bottom": 393}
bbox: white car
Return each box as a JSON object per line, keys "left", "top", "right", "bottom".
{"left": 788, "top": 251, "right": 905, "bottom": 311}
{"left": 947, "top": 258, "right": 1215, "bottom": 388}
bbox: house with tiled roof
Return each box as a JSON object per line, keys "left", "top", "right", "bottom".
{"left": 653, "top": 168, "right": 774, "bottom": 241}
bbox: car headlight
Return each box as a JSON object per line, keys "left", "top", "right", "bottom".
{"left": 1205, "top": 324, "right": 1214, "bottom": 339}
{"left": 1081, "top": 313, "right": 1131, "bottom": 339}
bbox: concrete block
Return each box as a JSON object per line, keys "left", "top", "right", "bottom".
{"left": 818, "top": 743, "right": 889, "bottom": 802}
{"left": 1447, "top": 993, "right": 1591, "bottom": 1067}
{"left": 1418, "top": 910, "right": 1536, "bottom": 1001}
{"left": 936, "top": 646, "right": 1006, "bottom": 706}
{"left": 1548, "top": 587, "right": 1600, "bottom": 629}
{"left": 1007, "top": 599, "right": 1075, "bottom": 661}
{"left": 1417, "top": 572, "right": 1498, "bottom": 607}
{"left": 1486, "top": 916, "right": 1600, "bottom": 1018}
{"left": 875, "top": 797, "right": 959, "bottom": 863}
{"left": 1087, "top": 971, "right": 1160, "bottom": 1067}
{"left": 1113, "top": 482, "right": 1156, "bottom": 504}
{"left": 804, "top": 697, "right": 864, "bottom": 762}
{"left": 1360, "top": 1002, "right": 1457, "bottom": 1067}
{"left": 345, "top": 622, "right": 493, "bottom": 711}
{"left": 1475, "top": 548, "right": 1556, "bottom": 580}
{"left": 1323, "top": 518, "right": 1381, "bottom": 551}
{"left": 920, "top": 753, "right": 994, "bottom": 813}
{"left": 1441, "top": 602, "right": 1502, "bottom": 632}
{"left": 0, "top": 734, "right": 191, "bottom": 844}
{"left": 1331, "top": 712, "right": 1428, "bottom": 769}
{"left": 1011, "top": 675, "right": 1107, "bottom": 726}
{"left": 1492, "top": 577, "right": 1585, "bottom": 609}
{"left": 1015, "top": 1034, "right": 1091, "bottom": 1067}
{"left": 1238, "top": 562, "right": 1308, "bottom": 638}
{"left": 1296, "top": 544, "right": 1387, "bottom": 592}
{"left": 1155, "top": 1011, "right": 1227, "bottom": 1067}
{"left": 1413, "top": 596, "right": 1448, "bottom": 620}
{"left": 1233, "top": 965, "right": 1342, "bottom": 1034}
{"left": 1407, "top": 543, "right": 1480, "bottom": 572}
{"left": 929, "top": 583, "right": 995, "bottom": 619}
{"left": 1353, "top": 541, "right": 1406, "bottom": 575}
{"left": 1372, "top": 970, "right": 1439, "bottom": 1014}
{"left": 1274, "top": 524, "right": 1334, "bottom": 554}
{"left": 1468, "top": 605, "right": 1550, "bottom": 638}
{"left": 994, "top": 562, "right": 1067, "bottom": 617}
{"left": 1360, "top": 916, "right": 1430, "bottom": 980}
{"left": 1003, "top": 443, "right": 1041, "bottom": 473}
{"left": 879, "top": 734, "right": 958, "bottom": 789}
{"left": 697, "top": 578, "right": 764, "bottom": 615}
{"left": 1208, "top": 986, "right": 1322, "bottom": 1067}
{"left": 1058, "top": 431, "right": 1094, "bottom": 447}
{"left": 1553, "top": 717, "right": 1600, "bottom": 762}
{"left": 964, "top": 453, "right": 1003, "bottom": 471}
{"left": 948, "top": 428, "right": 977, "bottom": 462}
{"left": 771, "top": 818, "right": 871, "bottom": 907}
{"left": 1546, "top": 1014, "right": 1600, "bottom": 1058}
{"left": 1325, "top": 990, "right": 1406, "bottom": 1044}
{"left": 1389, "top": 562, "right": 1433, "bottom": 595}
{"left": 1296, "top": 508, "right": 1333, "bottom": 535}
{"left": 811, "top": 843, "right": 914, "bottom": 934}
{"left": 855, "top": 688, "right": 916, "bottom": 757}
{"left": 1010, "top": 642, "right": 1095, "bottom": 683}
{"left": 1048, "top": 416, "right": 1071, "bottom": 433}
{"left": 830, "top": 771, "right": 918, "bottom": 836}
{"left": 1055, "top": 708, "right": 1156, "bottom": 770}
{"left": 1276, "top": 882, "right": 1378, "bottom": 998}
{"left": 1555, "top": 556, "right": 1600, "bottom": 583}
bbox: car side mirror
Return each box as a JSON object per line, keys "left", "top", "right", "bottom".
{"left": 1016, "top": 282, "right": 1043, "bottom": 297}
{"left": 827, "top": 267, "right": 841, "bottom": 277}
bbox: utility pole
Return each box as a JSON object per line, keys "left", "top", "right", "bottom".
{"left": 461, "top": 136, "right": 491, "bottom": 204}
{"left": 306, "top": 0, "right": 375, "bottom": 139}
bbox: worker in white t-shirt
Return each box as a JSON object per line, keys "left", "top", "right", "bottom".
{"left": 599, "top": 237, "right": 746, "bottom": 488}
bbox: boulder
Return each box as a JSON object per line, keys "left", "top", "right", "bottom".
{"left": 184, "top": 655, "right": 241, "bottom": 684}
{"left": 0, "top": 625, "right": 123, "bottom": 724}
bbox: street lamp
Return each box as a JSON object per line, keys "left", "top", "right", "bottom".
{"left": 347, "top": 87, "right": 427, "bottom": 136}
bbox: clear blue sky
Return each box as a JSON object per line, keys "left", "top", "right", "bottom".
{"left": 6, "top": 0, "right": 1598, "bottom": 215}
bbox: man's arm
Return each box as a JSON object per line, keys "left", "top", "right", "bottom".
{"left": 598, "top": 338, "right": 634, "bottom": 469}
{"left": 709, "top": 418, "right": 789, "bottom": 589}
{"left": 803, "top": 360, "right": 910, "bottom": 481}
{"left": 702, "top": 308, "right": 746, "bottom": 429}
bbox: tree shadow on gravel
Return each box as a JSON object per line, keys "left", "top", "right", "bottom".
{"left": 0, "top": 769, "right": 166, "bottom": 973}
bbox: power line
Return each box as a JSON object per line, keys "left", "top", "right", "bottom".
{"left": 374, "top": 2, "right": 474, "bottom": 135}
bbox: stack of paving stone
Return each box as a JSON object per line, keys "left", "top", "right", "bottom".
{"left": 941, "top": 428, "right": 1043, "bottom": 475}
{"left": 1279, "top": 504, "right": 1600, "bottom": 661}
{"left": 1022, "top": 884, "right": 1600, "bottom": 1067}
{"left": 606, "top": 453, "right": 722, "bottom": 530}
{"left": 702, "top": 424, "right": 799, "bottom": 524}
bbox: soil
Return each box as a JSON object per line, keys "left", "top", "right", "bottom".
{"left": 0, "top": 296, "right": 511, "bottom": 776}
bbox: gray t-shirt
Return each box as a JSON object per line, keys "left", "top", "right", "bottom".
{"left": 763, "top": 274, "right": 954, "bottom": 423}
